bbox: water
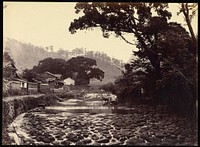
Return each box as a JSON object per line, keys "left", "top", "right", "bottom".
{"left": 7, "top": 92, "right": 195, "bottom": 146}
{"left": 44, "top": 94, "right": 134, "bottom": 114}
{"left": 45, "top": 97, "right": 113, "bottom": 114}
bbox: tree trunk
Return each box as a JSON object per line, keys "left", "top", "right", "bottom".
{"left": 182, "top": 3, "right": 197, "bottom": 54}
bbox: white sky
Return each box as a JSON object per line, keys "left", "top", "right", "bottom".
{"left": 3, "top": 2, "right": 198, "bottom": 62}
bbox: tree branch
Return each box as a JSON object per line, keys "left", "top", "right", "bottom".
{"left": 119, "top": 34, "right": 137, "bottom": 46}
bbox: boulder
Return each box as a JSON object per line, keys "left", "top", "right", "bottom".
{"left": 97, "top": 138, "right": 110, "bottom": 143}
{"left": 126, "top": 137, "right": 145, "bottom": 145}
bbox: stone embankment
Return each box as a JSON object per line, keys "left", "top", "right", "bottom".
{"left": 2, "top": 94, "right": 62, "bottom": 144}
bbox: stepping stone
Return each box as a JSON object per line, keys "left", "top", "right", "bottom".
{"left": 97, "top": 138, "right": 110, "bottom": 143}
{"left": 126, "top": 137, "right": 145, "bottom": 145}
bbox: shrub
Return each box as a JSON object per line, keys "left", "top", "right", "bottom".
{"left": 100, "top": 82, "right": 116, "bottom": 93}
{"left": 54, "top": 91, "right": 75, "bottom": 99}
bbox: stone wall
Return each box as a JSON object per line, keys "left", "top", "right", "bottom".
{"left": 2, "top": 94, "right": 61, "bottom": 144}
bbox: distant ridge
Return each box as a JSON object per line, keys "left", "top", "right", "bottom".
{"left": 4, "top": 38, "right": 124, "bottom": 84}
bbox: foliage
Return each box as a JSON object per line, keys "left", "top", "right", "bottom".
{"left": 22, "top": 69, "right": 37, "bottom": 82}
{"left": 3, "top": 88, "right": 25, "bottom": 97}
{"left": 33, "top": 57, "right": 68, "bottom": 75}
{"left": 177, "top": 3, "right": 197, "bottom": 54}
{"left": 68, "top": 2, "right": 172, "bottom": 85}
{"left": 22, "top": 56, "right": 104, "bottom": 86}
{"left": 69, "top": 2, "right": 196, "bottom": 116}
{"left": 100, "top": 82, "right": 116, "bottom": 93}
{"left": 3, "top": 52, "right": 18, "bottom": 80}
{"left": 65, "top": 56, "right": 104, "bottom": 85}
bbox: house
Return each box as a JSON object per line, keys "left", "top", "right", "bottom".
{"left": 12, "top": 78, "right": 28, "bottom": 89}
{"left": 40, "top": 71, "right": 62, "bottom": 83}
{"left": 63, "top": 78, "right": 75, "bottom": 91}
{"left": 63, "top": 78, "right": 75, "bottom": 85}
{"left": 3, "top": 61, "right": 18, "bottom": 80}
{"left": 40, "top": 71, "right": 64, "bottom": 89}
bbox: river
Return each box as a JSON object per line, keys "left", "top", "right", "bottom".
{"left": 7, "top": 92, "right": 196, "bottom": 146}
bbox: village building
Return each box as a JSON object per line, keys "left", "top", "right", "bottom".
{"left": 39, "top": 71, "right": 64, "bottom": 92}
{"left": 63, "top": 77, "right": 75, "bottom": 91}
{"left": 63, "top": 77, "right": 75, "bottom": 85}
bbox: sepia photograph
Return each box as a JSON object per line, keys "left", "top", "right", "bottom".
{"left": 3, "top": 2, "right": 198, "bottom": 146}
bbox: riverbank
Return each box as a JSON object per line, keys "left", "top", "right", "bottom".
{"left": 2, "top": 91, "right": 197, "bottom": 145}
{"left": 8, "top": 104, "right": 197, "bottom": 146}
{"left": 2, "top": 93, "right": 66, "bottom": 144}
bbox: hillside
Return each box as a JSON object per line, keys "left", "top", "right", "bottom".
{"left": 4, "top": 38, "right": 123, "bottom": 85}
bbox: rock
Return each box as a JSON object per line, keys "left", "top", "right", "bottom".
{"left": 52, "top": 141, "right": 61, "bottom": 145}
{"left": 168, "top": 134, "right": 177, "bottom": 139}
{"left": 128, "top": 124, "right": 138, "bottom": 129}
{"left": 41, "top": 138, "right": 51, "bottom": 143}
{"left": 83, "top": 133, "right": 89, "bottom": 138}
{"left": 67, "top": 133, "right": 79, "bottom": 142}
{"left": 102, "top": 131, "right": 109, "bottom": 134}
{"left": 48, "top": 136, "right": 55, "bottom": 142}
{"left": 95, "top": 127, "right": 104, "bottom": 131}
{"left": 178, "top": 135, "right": 186, "bottom": 141}
{"left": 104, "top": 134, "right": 112, "bottom": 139}
{"left": 140, "top": 132, "right": 149, "bottom": 140}
{"left": 155, "top": 132, "right": 165, "bottom": 139}
{"left": 93, "top": 142, "right": 101, "bottom": 146}
{"left": 97, "top": 138, "right": 110, "bottom": 143}
{"left": 76, "top": 141, "right": 84, "bottom": 145}
{"left": 135, "top": 142, "right": 150, "bottom": 146}
{"left": 146, "top": 137, "right": 162, "bottom": 145}
{"left": 55, "top": 135, "right": 63, "bottom": 140}
{"left": 82, "top": 139, "right": 92, "bottom": 144}
{"left": 126, "top": 137, "right": 145, "bottom": 145}
{"left": 111, "top": 138, "right": 117, "bottom": 142}
{"left": 119, "top": 136, "right": 126, "bottom": 142}
{"left": 61, "top": 140, "right": 70, "bottom": 145}
{"left": 180, "top": 142, "right": 195, "bottom": 146}
{"left": 139, "top": 126, "right": 150, "bottom": 132}
{"left": 77, "top": 135, "right": 84, "bottom": 140}
{"left": 92, "top": 134, "right": 99, "bottom": 140}
{"left": 113, "top": 134, "right": 120, "bottom": 139}
{"left": 161, "top": 138, "right": 176, "bottom": 145}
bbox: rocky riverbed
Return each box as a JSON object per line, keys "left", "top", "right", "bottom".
{"left": 7, "top": 92, "right": 197, "bottom": 146}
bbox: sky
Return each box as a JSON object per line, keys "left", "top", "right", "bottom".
{"left": 3, "top": 2, "right": 198, "bottom": 63}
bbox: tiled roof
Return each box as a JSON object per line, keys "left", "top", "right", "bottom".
{"left": 44, "top": 71, "right": 62, "bottom": 78}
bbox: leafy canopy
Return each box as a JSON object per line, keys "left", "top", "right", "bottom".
{"left": 22, "top": 56, "right": 104, "bottom": 85}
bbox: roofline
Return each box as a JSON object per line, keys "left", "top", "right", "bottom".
{"left": 44, "top": 71, "right": 62, "bottom": 78}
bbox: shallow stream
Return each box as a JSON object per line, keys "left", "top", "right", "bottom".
{"left": 7, "top": 92, "right": 196, "bottom": 145}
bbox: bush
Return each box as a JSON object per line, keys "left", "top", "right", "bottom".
{"left": 3, "top": 89, "right": 25, "bottom": 97}
{"left": 100, "top": 82, "right": 116, "bottom": 93}
{"left": 155, "top": 75, "right": 195, "bottom": 117}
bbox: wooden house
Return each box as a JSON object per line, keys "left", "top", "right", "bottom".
{"left": 40, "top": 71, "right": 64, "bottom": 89}
{"left": 63, "top": 77, "right": 75, "bottom": 91}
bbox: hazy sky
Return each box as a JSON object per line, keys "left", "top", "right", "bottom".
{"left": 3, "top": 2, "right": 198, "bottom": 62}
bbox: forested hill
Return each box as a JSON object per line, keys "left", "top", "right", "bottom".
{"left": 4, "top": 38, "right": 123, "bottom": 84}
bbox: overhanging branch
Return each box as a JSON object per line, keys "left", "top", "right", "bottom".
{"left": 119, "top": 34, "right": 137, "bottom": 46}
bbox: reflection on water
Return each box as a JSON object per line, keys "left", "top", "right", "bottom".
{"left": 45, "top": 106, "right": 113, "bottom": 114}
{"left": 46, "top": 98, "right": 114, "bottom": 114}
{"left": 45, "top": 98, "right": 135, "bottom": 114}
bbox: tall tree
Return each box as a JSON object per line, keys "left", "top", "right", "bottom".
{"left": 22, "top": 68, "right": 37, "bottom": 82}
{"left": 57, "top": 48, "right": 66, "bottom": 57}
{"left": 49, "top": 45, "right": 54, "bottom": 52}
{"left": 178, "top": 3, "right": 198, "bottom": 54}
{"left": 69, "top": 2, "right": 171, "bottom": 80}
{"left": 32, "top": 57, "right": 68, "bottom": 77}
{"left": 66, "top": 56, "right": 104, "bottom": 85}
{"left": 3, "top": 52, "right": 18, "bottom": 80}
{"left": 69, "top": 2, "right": 196, "bottom": 116}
